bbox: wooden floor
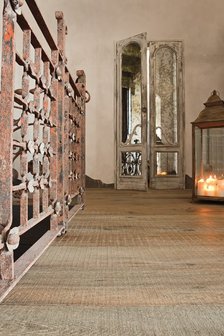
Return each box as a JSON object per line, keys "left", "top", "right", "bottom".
{"left": 0, "top": 188, "right": 224, "bottom": 335}
{"left": 85, "top": 188, "right": 224, "bottom": 215}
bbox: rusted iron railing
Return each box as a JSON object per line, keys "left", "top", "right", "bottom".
{"left": 0, "top": 0, "right": 89, "bottom": 299}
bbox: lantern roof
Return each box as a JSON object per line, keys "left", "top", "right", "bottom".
{"left": 192, "top": 90, "right": 224, "bottom": 126}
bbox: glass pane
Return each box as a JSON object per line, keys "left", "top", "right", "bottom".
{"left": 154, "top": 47, "right": 177, "bottom": 145}
{"left": 196, "top": 127, "right": 224, "bottom": 197}
{"left": 194, "top": 126, "right": 202, "bottom": 181}
{"left": 121, "top": 43, "right": 141, "bottom": 145}
{"left": 121, "top": 151, "right": 142, "bottom": 176}
{"left": 156, "top": 152, "right": 178, "bottom": 176}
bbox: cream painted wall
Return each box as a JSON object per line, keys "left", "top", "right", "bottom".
{"left": 3, "top": 0, "right": 224, "bottom": 184}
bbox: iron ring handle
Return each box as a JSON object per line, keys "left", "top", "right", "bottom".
{"left": 85, "top": 90, "right": 91, "bottom": 103}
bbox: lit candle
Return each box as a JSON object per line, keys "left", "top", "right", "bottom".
{"left": 217, "top": 179, "right": 224, "bottom": 197}
{"left": 157, "top": 171, "right": 167, "bottom": 176}
{"left": 197, "top": 175, "right": 219, "bottom": 197}
{"left": 197, "top": 178, "right": 205, "bottom": 195}
{"left": 204, "top": 175, "right": 217, "bottom": 196}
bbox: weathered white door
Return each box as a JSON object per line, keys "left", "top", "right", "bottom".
{"left": 149, "top": 41, "right": 184, "bottom": 189}
{"left": 115, "top": 33, "right": 148, "bottom": 190}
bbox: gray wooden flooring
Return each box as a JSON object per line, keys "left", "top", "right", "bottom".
{"left": 0, "top": 189, "right": 224, "bottom": 335}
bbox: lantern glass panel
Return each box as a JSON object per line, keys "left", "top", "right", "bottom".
{"left": 195, "top": 126, "right": 224, "bottom": 197}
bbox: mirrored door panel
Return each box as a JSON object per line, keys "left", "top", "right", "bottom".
{"left": 154, "top": 47, "right": 178, "bottom": 146}
{"left": 121, "top": 42, "right": 142, "bottom": 145}
{"left": 115, "top": 33, "right": 148, "bottom": 190}
{"left": 149, "top": 41, "right": 184, "bottom": 189}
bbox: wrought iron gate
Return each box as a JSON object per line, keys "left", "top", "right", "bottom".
{"left": 0, "top": 0, "right": 89, "bottom": 300}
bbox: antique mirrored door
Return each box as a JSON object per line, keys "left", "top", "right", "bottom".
{"left": 115, "top": 33, "right": 148, "bottom": 190}
{"left": 149, "top": 41, "right": 184, "bottom": 189}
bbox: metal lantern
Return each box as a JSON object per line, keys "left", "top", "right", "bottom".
{"left": 192, "top": 90, "right": 224, "bottom": 200}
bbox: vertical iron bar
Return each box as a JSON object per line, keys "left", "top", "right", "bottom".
{"left": 64, "top": 71, "right": 70, "bottom": 196}
{"left": 0, "top": 1, "right": 16, "bottom": 280}
{"left": 75, "top": 103, "right": 81, "bottom": 194}
{"left": 42, "top": 61, "right": 50, "bottom": 212}
{"left": 20, "top": 29, "right": 31, "bottom": 227}
{"left": 71, "top": 101, "right": 76, "bottom": 195}
{"left": 55, "top": 12, "right": 67, "bottom": 226}
{"left": 49, "top": 50, "right": 59, "bottom": 230}
{"left": 80, "top": 96, "right": 86, "bottom": 193}
{"left": 76, "top": 71, "right": 86, "bottom": 199}
{"left": 77, "top": 100, "right": 82, "bottom": 192}
{"left": 56, "top": 61, "right": 65, "bottom": 225}
{"left": 33, "top": 47, "right": 41, "bottom": 218}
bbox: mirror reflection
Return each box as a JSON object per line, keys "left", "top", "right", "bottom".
{"left": 154, "top": 47, "right": 177, "bottom": 145}
{"left": 156, "top": 152, "right": 178, "bottom": 176}
{"left": 121, "top": 43, "right": 141, "bottom": 145}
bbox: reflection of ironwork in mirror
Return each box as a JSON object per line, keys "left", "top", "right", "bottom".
{"left": 121, "top": 151, "right": 142, "bottom": 176}
{"left": 156, "top": 152, "right": 178, "bottom": 176}
{"left": 124, "top": 124, "right": 141, "bottom": 145}
{"left": 155, "top": 126, "right": 173, "bottom": 145}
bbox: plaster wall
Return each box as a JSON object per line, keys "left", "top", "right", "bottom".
{"left": 2, "top": 0, "right": 224, "bottom": 185}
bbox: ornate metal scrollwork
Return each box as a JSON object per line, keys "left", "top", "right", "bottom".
{"left": 27, "top": 178, "right": 35, "bottom": 193}
{"left": 6, "top": 227, "right": 20, "bottom": 252}
{"left": 75, "top": 187, "right": 84, "bottom": 204}
{"left": 121, "top": 151, "right": 142, "bottom": 176}
{"left": 54, "top": 201, "right": 62, "bottom": 216}
{"left": 0, "top": 227, "right": 20, "bottom": 252}
{"left": 9, "top": 0, "right": 24, "bottom": 15}
{"left": 65, "top": 82, "right": 73, "bottom": 97}
{"left": 0, "top": 235, "right": 4, "bottom": 250}
{"left": 65, "top": 194, "right": 72, "bottom": 206}
{"left": 55, "top": 66, "right": 62, "bottom": 82}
